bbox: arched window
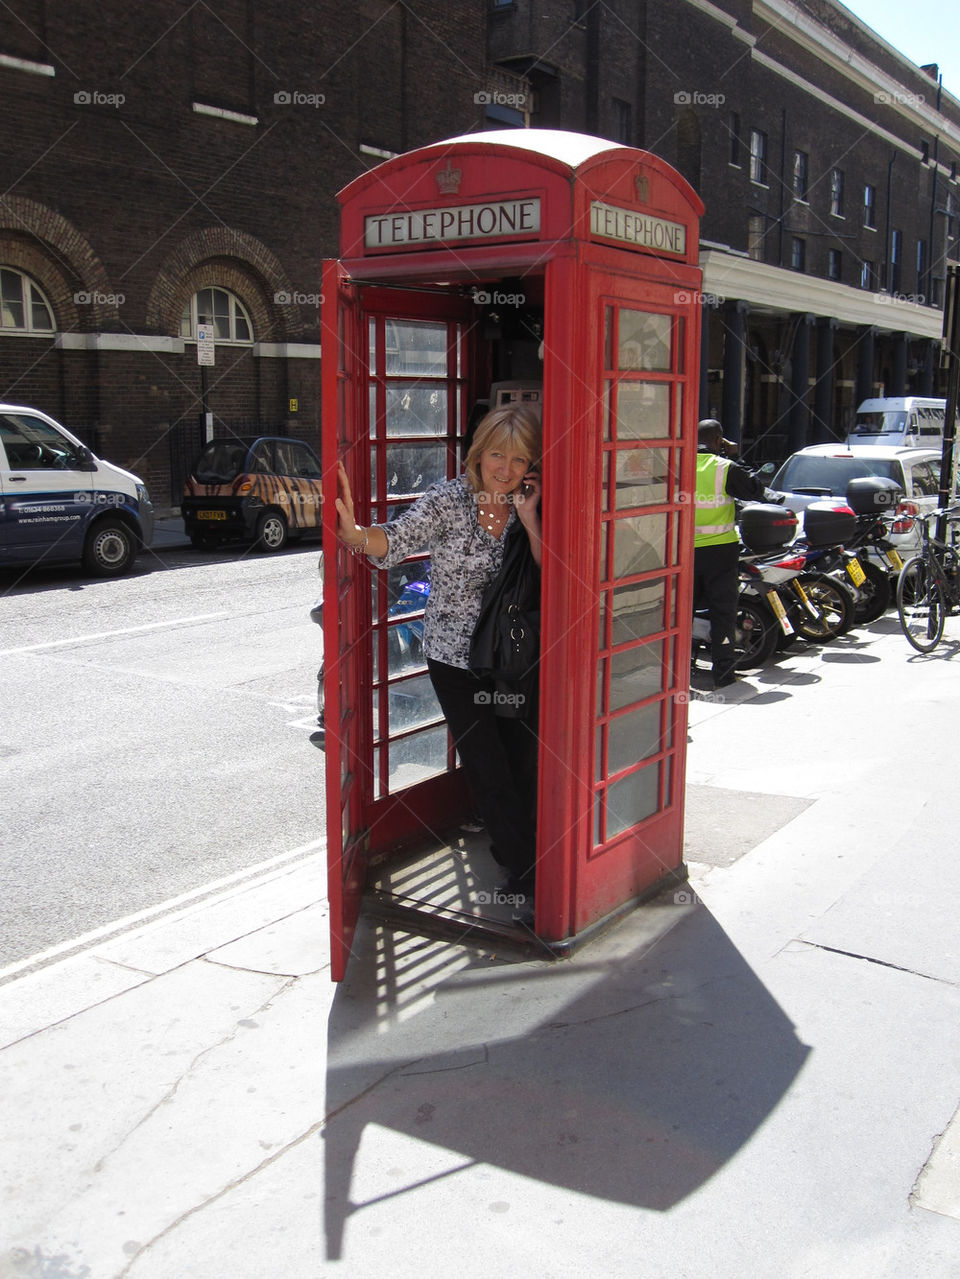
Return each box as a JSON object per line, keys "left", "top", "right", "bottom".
{"left": 180, "top": 287, "right": 253, "bottom": 344}
{"left": 1, "top": 267, "right": 55, "bottom": 334}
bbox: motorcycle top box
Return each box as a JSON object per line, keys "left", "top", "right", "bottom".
{"left": 844, "top": 475, "right": 905, "bottom": 514}
{"left": 802, "top": 501, "right": 858, "bottom": 547}
{"left": 739, "top": 503, "right": 799, "bottom": 552}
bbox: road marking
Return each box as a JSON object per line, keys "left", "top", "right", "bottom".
{"left": 0, "top": 612, "right": 230, "bottom": 656}
{"left": 0, "top": 837, "right": 326, "bottom": 984}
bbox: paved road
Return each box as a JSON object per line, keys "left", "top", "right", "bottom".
{"left": 0, "top": 539, "right": 326, "bottom": 969}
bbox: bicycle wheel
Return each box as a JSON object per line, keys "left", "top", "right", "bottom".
{"left": 897, "top": 557, "right": 945, "bottom": 652}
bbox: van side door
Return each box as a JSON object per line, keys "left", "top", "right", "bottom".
{"left": 0, "top": 410, "right": 95, "bottom": 563}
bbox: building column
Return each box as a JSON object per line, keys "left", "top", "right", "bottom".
{"left": 812, "top": 317, "right": 838, "bottom": 442}
{"left": 891, "top": 331, "right": 909, "bottom": 396}
{"left": 855, "top": 325, "right": 876, "bottom": 405}
{"left": 787, "top": 313, "right": 814, "bottom": 453}
{"left": 699, "top": 300, "right": 711, "bottom": 419}
{"left": 721, "top": 299, "right": 749, "bottom": 443}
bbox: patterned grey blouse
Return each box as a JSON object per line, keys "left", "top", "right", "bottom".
{"left": 369, "top": 475, "right": 517, "bottom": 670}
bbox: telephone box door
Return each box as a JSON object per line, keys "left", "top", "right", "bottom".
{"left": 322, "top": 264, "right": 476, "bottom": 979}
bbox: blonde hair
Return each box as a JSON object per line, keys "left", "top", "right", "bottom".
{"left": 464, "top": 406, "right": 542, "bottom": 493}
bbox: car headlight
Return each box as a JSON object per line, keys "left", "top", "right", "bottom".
{"left": 136, "top": 483, "right": 151, "bottom": 505}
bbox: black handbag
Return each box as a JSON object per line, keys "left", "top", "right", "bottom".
{"left": 469, "top": 522, "right": 540, "bottom": 715}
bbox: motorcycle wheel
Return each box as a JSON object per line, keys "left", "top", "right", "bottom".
{"left": 734, "top": 599, "right": 779, "bottom": 669}
{"left": 790, "top": 572, "right": 855, "bottom": 641}
{"left": 897, "top": 557, "right": 945, "bottom": 653}
{"left": 852, "top": 559, "right": 891, "bottom": 625}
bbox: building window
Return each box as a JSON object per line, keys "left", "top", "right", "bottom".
{"left": 180, "top": 287, "right": 253, "bottom": 343}
{"left": 729, "top": 112, "right": 741, "bottom": 166}
{"left": 792, "top": 150, "right": 808, "bottom": 200}
{"left": 791, "top": 237, "right": 805, "bottom": 271}
{"left": 830, "top": 168, "right": 844, "bottom": 217}
{"left": 864, "top": 183, "right": 876, "bottom": 228}
{"left": 0, "top": 267, "right": 55, "bottom": 334}
{"left": 612, "top": 98, "right": 632, "bottom": 145}
{"left": 917, "top": 239, "right": 927, "bottom": 294}
{"left": 749, "top": 129, "right": 767, "bottom": 185}
{"left": 747, "top": 215, "right": 765, "bottom": 262}
{"left": 860, "top": 260, "right": 875, "bottom": 290}
{"left": 828, "top": 249, "right": 842, "bottom": 281}
{"left": 891, "top": 228, "right": 902, "bottom": 292}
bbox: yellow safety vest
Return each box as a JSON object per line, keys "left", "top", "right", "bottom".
{"left": 694, "top": 454, "right": 738, "bottom": 547}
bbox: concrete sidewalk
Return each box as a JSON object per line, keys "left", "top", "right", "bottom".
{"left": 2, "top": 620, "right": 960, "bottom": 1278}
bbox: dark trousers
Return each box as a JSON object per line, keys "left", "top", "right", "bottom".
{"left": 692, "top": 541, "right": 739, "bottom": 683}
{"left": 427, "top": 659, "right": 538, "bottom": 884}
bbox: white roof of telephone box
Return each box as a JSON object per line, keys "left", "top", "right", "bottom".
{"left": 430, "top": 129, "right": 634, "bottom": 167}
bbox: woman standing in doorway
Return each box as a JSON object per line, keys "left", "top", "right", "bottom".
{"left": 335, "top": 405, "right": 542, "bottom": 902}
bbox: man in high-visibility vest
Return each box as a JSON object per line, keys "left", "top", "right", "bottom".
{"left": 693, "top": 419, "right": 767, "bottom": 688}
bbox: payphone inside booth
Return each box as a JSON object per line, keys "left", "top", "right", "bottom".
{"left": 322, "top": 130, "right": 704, "bottom": 981}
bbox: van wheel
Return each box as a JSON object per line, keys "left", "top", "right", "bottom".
{"left": 256, "top": 510, "right": 288, "bottom": 552}
{"left": 83, "top": 520, "right": 137, "bottom": 576}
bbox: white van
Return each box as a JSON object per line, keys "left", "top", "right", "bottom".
{"left": 845, "top": 396, "right": 946, "bottom": 448}
{"left": 0, "top": 403, "right": 154, "bottom": 576}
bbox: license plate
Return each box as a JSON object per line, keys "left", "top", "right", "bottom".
{"left": 197, "top": 510, "right": 227, "bottom": 521}
{"left": 885, "top": 548, "right": 904, "bottom": 571}
{"left": 766, "top": 589, "right": 794, "bottom": 635}
{"left": 846, "top": 557, "right": 866, "bottom": 587}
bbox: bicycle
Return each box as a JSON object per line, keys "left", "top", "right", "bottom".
{"left": 896, "top": 504, "right": 960, "bottom": 652}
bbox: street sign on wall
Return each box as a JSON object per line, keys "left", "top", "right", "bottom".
{"left": 196, "top": 324, "right": 215, "bottom": 366}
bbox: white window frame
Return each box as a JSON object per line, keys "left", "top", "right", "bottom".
{"left": 180, "top": 287, "right": 254, "bottom": 345}
{"left": 0, "top": 267, "right": 56, "bottom": 335}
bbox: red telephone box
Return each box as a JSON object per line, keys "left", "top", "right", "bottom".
{"left": 321, "top": 129, "right": 704, "bottom": 980}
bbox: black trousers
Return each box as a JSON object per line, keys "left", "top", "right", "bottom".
{"left": 692, "top": 541, "right": 739, "bottom": 683}
{"left": 426, "top": 659, "right": 538, "bottom": 884}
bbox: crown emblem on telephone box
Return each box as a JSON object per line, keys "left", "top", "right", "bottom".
{"left": 634, "top": 173, "right": 650, "bottom": 203}
{"left": 436, "top": 161, "right": 462, "bottom": 194}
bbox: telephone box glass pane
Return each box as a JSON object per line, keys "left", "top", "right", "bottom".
{"left": 608, "top": 702, "right": 661, "bottom": 775}
{"left": 388, "top": 673, "right": 442, "bottom": 735}
{"left": 606, "top": 764, "right": 660, "bottom": 837}
{"left": 385, "top": 444, "right": 446, "bottom": 498}
{"left": 617, "top": 382, "right": 670, "bottom": 440}
{"left": 387, "top": 724, "right": 449, "bottom": 791}
{"left": 613, "top": 513, "right": 668, "bottom": 578}
{"left": 385, "top": 320, "right": 448, "bottom": 376}
{"left": 613, "top": 447, "right": 669, "bottom": 508}
{"left": 609, "top": 641, "right": 664, "bottom": 711}
{"left": 385, "top": 386, "right": 447, "bottom": 437}
{"left": 610, "top": 578, "right": 667, "bottom": 645}
{"left": 618, "top": 310, "right": 671, "bottom": 371}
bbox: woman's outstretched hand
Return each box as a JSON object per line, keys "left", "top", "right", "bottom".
{"left": 334, "top": 460, "right": 362, "bottom": 547}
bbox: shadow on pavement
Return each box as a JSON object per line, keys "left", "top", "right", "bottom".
{"left": 322, "top": 904, "right": 810, "bottom": 1259}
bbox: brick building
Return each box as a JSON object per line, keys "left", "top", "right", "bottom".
{"left": 3, "top": 0, "right": 958, "bottom": 507}
{"left": 0, "top": 0, "right": 488, "bottom": 507}
{"left": 488, "top": 0, "right": 960, "bottom": 459}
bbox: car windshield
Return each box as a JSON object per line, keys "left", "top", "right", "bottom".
{"left": 191, "top": 439, "right": 255, "bottom": 483}
{"left": 774, "top": 455, "right": 900, "bottom": 495}
{"left": 850, "top": 412, "right": 907, "bottom": 435}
